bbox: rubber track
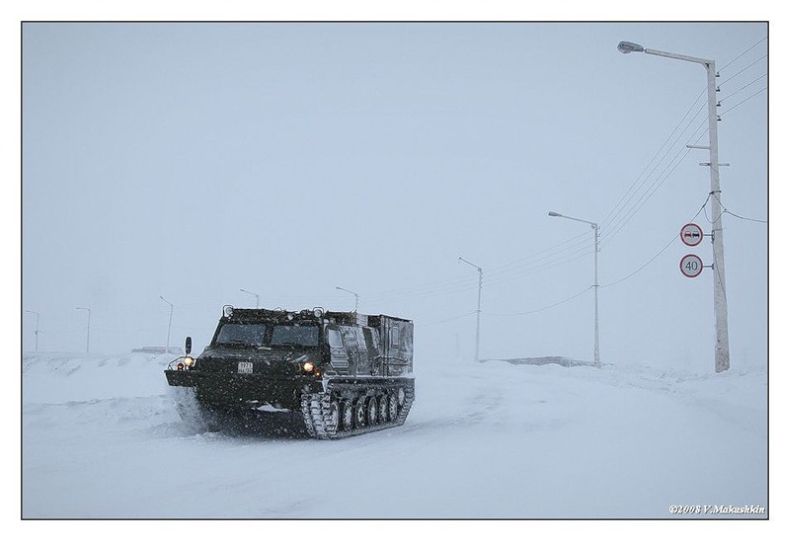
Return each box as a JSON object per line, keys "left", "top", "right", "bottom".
{"left": 300, "top": 384, "right": 415, "bottom": 440}
{"left": 299, "top": 388, "right": 318, "bottom": 438}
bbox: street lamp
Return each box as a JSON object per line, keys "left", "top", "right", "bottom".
{"left": 458, "top": 256, "right": 483, "bottom": 363}
{"left": 240, "top": 288, "right": 260, "bottom": 308}
{"left": 548, "top": 211, "right": 600, "bottom": 368}
{"left": 616, "top": 41, "right": 645, "bottom": 54}
{"left": 159, "top": 296, "right": 174, "bottom": 354}
{"left": 618, "top": 40, "right": 730, "bottom": 373}
{"left": 335, "top": 286, "right": 359, "bottom": 312}
{"left": 25, "top": 310, "right": 40, "bottom": 352}
{"left": 75, "top": 307, "right": 91, "bottom": 353}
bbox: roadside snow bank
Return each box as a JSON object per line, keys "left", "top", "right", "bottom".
{"left": 23, "top": 352, "right": 172, "bottom": 403}
{"left": 22, "top": 352, "right": 767, "bottom": 518}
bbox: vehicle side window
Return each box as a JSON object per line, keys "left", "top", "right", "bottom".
{"left": 363, "top": 328, "right": 376, "bottom": 354}
{"left": 354, "top": 327, "right": 369, "bottom": 364}
{"left": 327, "top": 329, "right": 343, "bottom": 348}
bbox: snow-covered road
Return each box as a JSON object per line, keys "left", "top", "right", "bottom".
{"left": 22, "top": 353, "right": 767, "bottom": 518}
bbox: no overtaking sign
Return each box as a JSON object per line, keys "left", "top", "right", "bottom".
{"left": 680, "top": 223, "right": 704, "bottom": 247}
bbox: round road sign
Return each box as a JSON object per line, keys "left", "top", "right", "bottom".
{"left": 679, "top": 254, "right": 704, "bottom": 278}
{"left": 680, "top": 223, "right": 704, "bottom": 247}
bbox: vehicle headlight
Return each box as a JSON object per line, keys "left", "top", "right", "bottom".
{"left": 302, "top": 361, "right": 314, "bottom": 373}
{"left": 184, "top": 356, "right": 196, "bottom": 368}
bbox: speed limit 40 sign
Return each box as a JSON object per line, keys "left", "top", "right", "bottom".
{"left": 680, "top": 254, "right": 704, "bottom": 278}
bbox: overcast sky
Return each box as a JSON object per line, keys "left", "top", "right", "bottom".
{"left": 22, "top": 22, "right": 767, "bottom": 372}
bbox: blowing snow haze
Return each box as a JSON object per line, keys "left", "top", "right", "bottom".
{"left": 22, "top": 22, "right": 767, "bottom": 373}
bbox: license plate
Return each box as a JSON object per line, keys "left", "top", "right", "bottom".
{"left": 237, "top": 361, "right": 253, "bottom": 374}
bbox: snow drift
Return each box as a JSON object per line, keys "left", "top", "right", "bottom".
{"left": 22, "top": 352, "right": 767, "bottom": 518}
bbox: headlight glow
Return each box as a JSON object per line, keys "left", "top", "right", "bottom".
{"left": 302, "top": 361, "right": 315, "bottom": 373}
{"left": 184, "top": 356, "right": 195, "bottom": 368}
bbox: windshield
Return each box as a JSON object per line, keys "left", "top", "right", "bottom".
{"left": 271, "top": 325, "right": 320, "bottom": 347}
{"left": 213, "top": 322, "right": 319, "bottom": 348}
{"left": 215, "top": 324, "right": 268, "bottom": 347}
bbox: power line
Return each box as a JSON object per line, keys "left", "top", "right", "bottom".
{"left": 484, "top": 286, "right": 592, "bottom": 317}
{"left": 718, "top": 54, "right": 767, "bottom": 86}
{"left": 350, "top": 40, "right": 769, "bottom": 308}
{"left": 601, "top": 99, "right": 710, "bottom": 242}
{"left": 482, "top": 248, "right": 597, "bottom": 290}
{"left": 602, "top": 123, "right": 709, "bottom": 245}
{"left": 368, "top": 244, "right": 597, "bottom": 304}
{"left": 720, "top": 87, "right": 767, "bottom": 116}
{"left": 364, "top": 233, "right": 598, "bottom": 304}
{"left": 600, "top": 194, "right": 711, "bottom": 289}
{"left": 603, "top": 100, "right": 706, "bottom": 233}
{"left": 364, "top": 276, "right": 478, "bottom": 303}
{"left": 718, "top": 73, "right": 766, "bottom": 103}
{"left": 723, "top": 210, "right": 767, "bottom": 224}
{"left": 360, "top": 54, "right": 766, "bottom": 305}
{"left": 365, "top": 230, "right": 597, "bottom": 303}
{"left": 483, "top": 231, "right": 591, "bottom": 274}
{"left": 420, "top": 311, "right": 477, "bottom": 326}
{"left": 601, "top": 36, "right": 766, "bottom": 243}
{"left": 695, "top": 192, "right": 713, "bottom": 222}
{"left": 703, "top": 202, "right": 713, "bottom": 224}
{"left": 719, "top": 37, "right": 767, "bottom": 71}
{"left": 602, "top": 147, "right": 692, "bottom": 243}
{"left": 600, "top": 236, "right": 677, "bottom": 289}
{"left": 599, "top": 38, "right": 766, "bottom": 249}
{"left": 710, "top": 191, "right": 767, "bottom": 224}
{"left": 482, "top": 241, "right": 593, "bottom": 282}
{"left": 601, "top": 87, "right": 706, "bottom": 229}
{"left": 461, "top": 234, "right": 592, "bottom": 284}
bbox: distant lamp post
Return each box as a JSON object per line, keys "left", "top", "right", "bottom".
{"left": 25, "top": 310, "right": 40, "bottom": 352}
{"left": 240, "top": 288, "right": 261, "bottom": 308}
{"left": 75, "top": 306, "right": 91, "bottom": 353}
{"left": 159, "top": 296, "right": 174, "bottom": 354}
{"left": 458, "top": 256, "right": 483, "bottom": 363}
{"left": 548, "top": 211, "right": 600, "bottom": 368}
{"left": 617, "top": 39, "right": 730, "bottom": 373}
{"left": 335, "top": 286, "right": 359, "bottom": 312}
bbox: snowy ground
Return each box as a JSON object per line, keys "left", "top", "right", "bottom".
{"left": 22, "top": 352, "right": 767, "bottom": 518}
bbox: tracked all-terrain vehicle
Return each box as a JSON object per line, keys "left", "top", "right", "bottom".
{"left": 164, "top": 306, "right": 415, "bottom": 439}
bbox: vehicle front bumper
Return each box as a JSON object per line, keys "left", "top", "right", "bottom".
{"left": 164, "top": 369, "right": 322, "bottom": 410}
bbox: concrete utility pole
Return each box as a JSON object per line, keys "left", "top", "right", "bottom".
{"left": 618, "top": 40, "right": 730, "bottom": 373}
{"left": 458, "top": 256, "right": 483, "bottom": 362}
{"left": 240, "top": 288, "right": 261, "bottom": 308}
{"left": 25, "top": 310, "right": 40, "bottom": 352}
{"left": 159, "top": 296, "right": 174, "bottom": 354}
{"left": 548, "top": 211, "right": 601, "bottom": 367}
{"left": 75, "top": 307, "right": 91, "bottom": 353}
{"left": 335, "top": 286, "right": 360, "bottom": 312}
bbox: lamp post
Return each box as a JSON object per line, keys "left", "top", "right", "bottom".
{"left": 159, "top": 296, "right": 174, "bottom": 354}
{"left": 335, "top": 286, "right": 359, "bottom": 312}
{"left": 240, "top": 288, "right": 260, "bottom": 308}
{"left": 618, "top": 40, "right": 730, "bottom": 373}
{"left": 75, "top": 307, "right": 91, "bottom": 353}
{"left": 25, "top": 310, "right": 40, "bottom": 352}
{"left": 548, "top": 211, "right": 600, "bottom": 368}
{"left": 458, "top": 256, "right": 483, "bottom": 363}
